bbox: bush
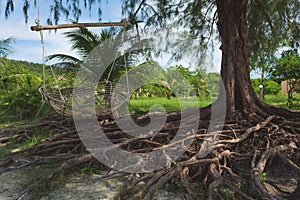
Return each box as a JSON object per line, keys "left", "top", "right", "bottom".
{"left": 264, "top": 80, "right": 280, "bottom": 95}
{"left": 0, "top": 86, "right": 42, "bottom": 122}
{"left": 251, "top": 78, "right": 280, "bottom": 95}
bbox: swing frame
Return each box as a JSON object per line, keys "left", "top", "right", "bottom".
{"left": 31, "top": 22, "right": 131, "bottom": 31}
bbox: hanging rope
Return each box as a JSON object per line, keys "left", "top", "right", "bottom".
{"left": 105, "top": 1, "right": 130, "bottom": 89}
{"left": 36, "top": 0, "right": 66, "bottom": 115}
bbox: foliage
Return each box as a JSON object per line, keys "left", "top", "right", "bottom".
{"left": 2, "top": 1, "right": 299, "bottom": 112}
{"left": 47, "top": 27, "right": 114, "bottom": 75}
{"left": 3, "top": 0, "right": 104, "bottom": 24}
{"left": 0, "top": 58, "right": 46, "bottom": 122}
{"left": 251, "top": 78, "right": 281, "bottom": 95}
{"left": 47, "top": 27, "right": 136, "bottom": 82}
{"left": 248, "top": 1, "right": 299, "bottom": 73}
{"left": 167, "top": 65, "right": 210, "bottom": 99}
{"left": 3, "top": 0, "right": 298, "bottom": 63}
{"left": 262, "top": 172, "right": 267, "bottom": 185}
{"left": 129, "top": 62, "right": 211, "bottom": 100}
{"left": 80, "top": 166, "right": 95, "bottom": 175}
{"left": 270, "top": 49, "right": 300, "bottom": 81}
{"left": 0, "top": 37, "right": 15, "bottom": 57}
{"left": 206, "top": 72, "right": 221, "bottom": 101}
{"left": 0, "top": 86, "right": 42, "bottom": 121}
{"left": 269, "top": 49, "right": 300, "bottom": 107}
{"left": 128, "top": 61, "right": 169, "bottom": 98}
{"left": 0, "top": 57, "right": 44, "bottom": 76}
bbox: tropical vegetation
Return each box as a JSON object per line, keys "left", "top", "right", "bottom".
{"left": 1, "top": 1, "right": 299, "bottom": 200}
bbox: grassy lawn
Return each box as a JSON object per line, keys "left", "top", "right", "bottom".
{"left": 129, "top": 96, "right": 212, "bottom": 113}
{"left": 264, "top": 92, "right": 300, "bottom": 110}
{"left": 128, "top": 93, "right": 300, "bottom": 116}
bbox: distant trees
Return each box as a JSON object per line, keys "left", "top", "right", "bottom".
{"left": 251, "top": 79, "right": 280, "bottom": 96}
{"left": 129, "top": 62, "right": 212, "bottom": 100}
{"left": 270, "top": 49, "right": 300, "bottom": 107}
{"left": 0, "top": 58, "right": 43, "bottom": 121}
{"left": 167, "top": 65, "right": 210, "bottom": 99}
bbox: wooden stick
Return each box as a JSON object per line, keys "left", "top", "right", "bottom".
{"left": 31, "top": 22, "right": 131, "bottom": 31}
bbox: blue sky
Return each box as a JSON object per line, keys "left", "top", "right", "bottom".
{"left": 0, "top": 0, "right": 123, "bottom": 63}
{"left": 0, "top": 0, "right": 223, "bottom": 73}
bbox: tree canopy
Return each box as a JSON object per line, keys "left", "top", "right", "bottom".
{"left": 2, "top": 1, "right": 299, "bottom": 71}
{"left": 270, "top": 48, "right": 300, "bottom": 104}
{"left": 270, "top": 49, "right": 300, "bottom": 82}
{"left": 3, "top": 1, "right": 298, "bottom": 51}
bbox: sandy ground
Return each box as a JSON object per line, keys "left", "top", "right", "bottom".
{"left": 0, "top": 170, "right": 26, "bottom": 200}
{"left": 1, "top": 162, "right": 299, "bottom": 200}
{"left": 0, "top": 170, "right": 184, "bottom": 200}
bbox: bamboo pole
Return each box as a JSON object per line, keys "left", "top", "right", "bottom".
{"left": 31, "top": 22, "right": 131, "bottom": 31}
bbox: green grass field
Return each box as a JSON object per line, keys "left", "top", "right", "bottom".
{"left": 264, "top": 92, "right": 300, "bottom": 110}
{"left": 127, "top": 92, "right": 300, "bottom": 116}
{"left": 128, "top": 96, "right": 212, "bottom": 113}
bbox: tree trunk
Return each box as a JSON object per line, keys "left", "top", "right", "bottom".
{"left": 216, "top": 0, "right": 300, "bottom": 119}
{"left": 216, "top": 0, "right": 255, "bottom": 116}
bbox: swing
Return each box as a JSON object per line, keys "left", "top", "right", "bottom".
{"left": 33, "top": 1, "right": 132, "bottom": 118}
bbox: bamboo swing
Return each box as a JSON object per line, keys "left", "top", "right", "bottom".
{"left": 34, "top": 1, "right": 132, "bottom": 118}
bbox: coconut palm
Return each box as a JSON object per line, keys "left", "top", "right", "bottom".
{"left": 0, "top": 37, "right": 15, "bottom": 57}
{"left": 47, "top": 27, "right": 115, "bottom": 74}
{"left": 48, "top": 26, "right": 141, "bottom": 83}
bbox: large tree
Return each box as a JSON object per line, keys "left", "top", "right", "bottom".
{"left": 2, "top": 1, "right": 300, "bottom": 199}
{"left": 129, "top": 0, "right": 299, "bottom": 118}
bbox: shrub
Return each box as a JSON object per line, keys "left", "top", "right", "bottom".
{"left": 251, "top": 78, "right": 280, "bottom": 95}
{"left": 264, "top": 80, "right": 280, "bottom": 95}
{"left": 0, "top": 86, "right": 42, "bottom": 121}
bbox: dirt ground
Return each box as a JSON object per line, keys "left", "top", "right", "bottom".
{"left": 0, "top": 169, "right": 185, "bottom": 200}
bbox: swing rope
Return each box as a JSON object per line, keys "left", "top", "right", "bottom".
{"left": 36, "top": 0, "right": 67, "bottom": 116}
{"left": 123, "top": 2, "right": 130, "bottom": 93}
{"left": 104, "top": 1, "right": 130, "bottom": 91}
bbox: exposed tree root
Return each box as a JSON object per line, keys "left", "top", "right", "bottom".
{"left": 0, "top": 110, "right": 299, "bottom": 199}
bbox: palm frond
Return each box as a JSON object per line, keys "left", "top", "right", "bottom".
{"left": 63, "top": 27, "right": 115, "bottom": 58}
{"left": 46, "top": 54, "right": 82, "bottom": 76}
{"left": 47, "top": 53, "right": 81, "bottom": 63}
{"left": 0, "top": 37, "right": 15, "bottom": 57}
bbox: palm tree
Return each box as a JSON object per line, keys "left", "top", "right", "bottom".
{"left": 47, "top": 27, "right": 115, "bottom": 74}
{"left": 0, "top": 37, "right": 15, "bottom": 57}
{"left": 48, "top": 26, "right": 141, "bottom": 82}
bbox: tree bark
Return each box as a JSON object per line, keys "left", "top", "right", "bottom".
{"left": 216, "top": 0, "right": 300, "bottom": 119}
{"left": 216, "top": 0, "right": 254, "bottom": 116}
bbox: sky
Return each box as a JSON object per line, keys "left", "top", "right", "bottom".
{"left": 0, "top": 0, "right": 222, "bottom": 73}
{"left": 0, "top": 0, "right": 123, "bottom": 63}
